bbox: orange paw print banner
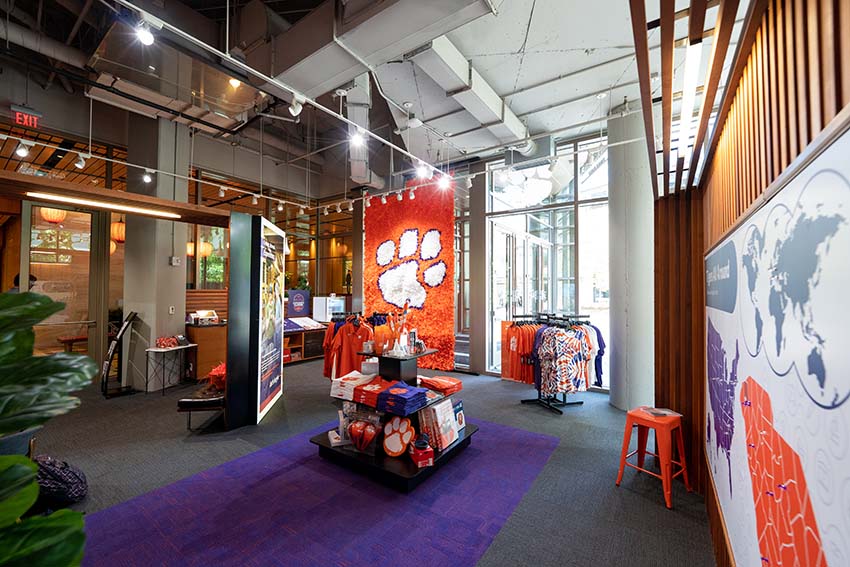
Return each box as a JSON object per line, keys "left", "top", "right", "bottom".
{"left": 364, "top": 179, "right": 455, "bottom": 370}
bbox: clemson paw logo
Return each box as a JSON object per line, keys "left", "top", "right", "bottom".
{"left": 376, "top": 229, "right": 446, "bottom": 309}
{"left": 383, "top": 416, "right": 415, "bottom": 457}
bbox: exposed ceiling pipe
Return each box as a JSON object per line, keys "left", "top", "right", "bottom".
{"left": 0, "top": 16, "right": 88, "bottom": 68}
{"left": 344, "top": 73, "right": 386, "bottom": 190}
{"left": 44, "top": 0, "right": 95, "bottom": 91}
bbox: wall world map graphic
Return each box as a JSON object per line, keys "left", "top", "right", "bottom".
{"left": 705, "top": 129, "right": 850, "bottom": 566}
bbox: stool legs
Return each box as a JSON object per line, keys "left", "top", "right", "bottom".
{"left": 676, "top": 425, "right": 692, "bottom": 492}
{"left": 616, "top": 417, "right": 634, "bottom": 487}
{"left": 657, "top": 430, "right": 674, "bottom": 509}
{"left": 636, "top": 425, "right": 649, "bottom": 468}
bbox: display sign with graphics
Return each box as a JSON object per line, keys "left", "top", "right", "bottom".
{"left": 705, "top": 126, "right": 850, "bottom": 566}
{"left": 258, "top": 218, "right": 285, "bottom": 421}
{"left": 287, "top": 289, "right": 311, "bottom": 317}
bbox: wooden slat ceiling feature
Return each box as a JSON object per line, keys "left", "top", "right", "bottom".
{"left": 628, "top": 0, "right": 660, "bottom": 199}
{"left": 686, "top": 0, "right": 741, "bottom": 189}
{"left": 0, "top": 123, "right": 128, "bottom": 191}
{"left": 661, "top": 0, "right": 675, "bottom": 196}
{"left": 0, "top": 170, "right": 230, "bottom": 228}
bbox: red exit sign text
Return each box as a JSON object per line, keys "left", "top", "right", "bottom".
{"left": 11, "top": 105, "right": 42, "bottom": 129}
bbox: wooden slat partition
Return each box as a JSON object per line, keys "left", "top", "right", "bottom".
{"left": 656, "top": 1, "right": 850, "bottom": 565}
{"left": 700, "top": 0, "right": 850, "bottom": 244}
{"left": 185, "top": 289, "right": 229, "bottom": 320}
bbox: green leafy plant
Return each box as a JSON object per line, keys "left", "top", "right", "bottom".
{"left": 0, "top": 292, "right": 96, "bottom": 566}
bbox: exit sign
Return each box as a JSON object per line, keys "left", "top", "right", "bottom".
{"left": 11, "top": 105, "right": 42, "bottom": 129}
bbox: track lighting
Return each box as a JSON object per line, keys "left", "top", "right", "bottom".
{"left": 416, "top": 162, "right": 429, "bottom": 179}
{"left": 277, "top": 202, "right": 284, "bottom": 212}
{"left": 438, "top": 175, "right": 451, "bottom": 190}
{"left": 409, "top": 189, "right": 415, "bottom": 200}
{"left": 396, "top": 192, "right": 403, "bottom": 202}
{"left": 299, "top": 206, "right": 305, "bottom": 216}
{"left": 288, "top": 99, "right": 303, "bottom": 117}
{"left": 218, "top": 186, "right": 226, "bottom": 198}
{"left": 323, "top": 206, "right": 329, "bottom": 216}
{"left": 350, "top": 130, "right": 365, "bottom": 147}
{"left": 136, "top": 24, "right": 154, "bottom": 46}
{"left": 251, "top": 194, "right": 259, "bottom": 205}
{"left": 465, "top": 177, "right": 473, "bottom": 190}
{"left": 142, "top": 169, "right": 153, "bottom": 184}
{"left": 380, "top": 195, "right": 387, "bottom": 205}
{"left": 335, "top": 203, "right": 342, "bottom": 213}
{"left": 74, "top": 153, "right": 87, "bottom": 170}
{"left": 365, "top": 197, "right": 371, "bottom": 208}
{"left": 229, "top": 78, "right": 241, "bottom": 89}
{"left": 15, "top": 141, "right": 32, "bottom": 158}
{"left": 347, "top": 201, "right": 354, "bottom": 212}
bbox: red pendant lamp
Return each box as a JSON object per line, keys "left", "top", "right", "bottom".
{"left": 110, "top": 216, "right": 126, "bottom": 243}
{"left": 40, "top": 207, "right": 67, "bottom": 224}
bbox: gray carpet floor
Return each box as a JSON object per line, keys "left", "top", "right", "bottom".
{"left": 36, "top": 360, "right": 716, "bottom": 567}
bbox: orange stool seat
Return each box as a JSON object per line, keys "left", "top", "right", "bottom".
{"left": 615, "top": 406, "right": 691, "bottom": 508}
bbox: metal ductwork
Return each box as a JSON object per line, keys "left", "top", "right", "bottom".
{"left": 344, "top": 73, "right": 385, "bottom": 190}
{"left": 407, "top": 36, "right": 534, "bottom": 155}
{"left": 241, "top": 126, "right": 325, "bottom": 167}
{"left": 239, "top": 0, "right": 492, "bottom": 99}
{"left": 0, "top": 18, "right": 88, "bottom": 69}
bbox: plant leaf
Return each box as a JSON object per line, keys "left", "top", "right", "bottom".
{"left": 0, "top": 293, "right": 64, "bottom": 335}
{"left": 0, "top": 328, "right": 35, "bottom": 364}
{"left": 0, "top": 509, "right": 86, "bottom": 566}
{"left": 0, "top": 456, "right": 38, "bottom": 528}
{"left": 0, "top": 353, "right": 95, "bottom": 436}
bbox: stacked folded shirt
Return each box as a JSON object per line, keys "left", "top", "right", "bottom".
{"left": 330, "top": 371, "right": 376, "bottom": 401}
{"left": 419, "top": 375, "right": 463, "bottom": 396}
{"left": 377, "top": 382, "right": 429, "bottom": 416}
{"left": 353, "top": 377, "right": 396, "bottom": 408}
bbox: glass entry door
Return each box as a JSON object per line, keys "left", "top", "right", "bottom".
{"left": 24, "top": 204, "right": 95, "bottom": 356}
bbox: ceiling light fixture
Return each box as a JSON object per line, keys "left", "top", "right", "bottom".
{"left": 380, "top": 195, "right": 387, "bottom": 205}
{"left": 251, "top": 194, "right": 259, "bottom": 205}
{"left": 218, "top": 186, "right": 226, "bottom": 198}
{"left": 74, "top": 153, "right": 88, "bottom": 170}
{"left": 677, "top": 41, "right": 704, "bottom": 160}
{"left": 229, "top": 78, "right": 241, "bottom": 88}
{"left": 136, "top": 24, "right": 154, "bottom": 46}
{"left": 26, "top": 192, "right": 181, "bottom": 219}
{"left": 408, "top": 189, "right": 415, "bottom": 200}
{"left": 347, "top": 201, "right": 354, "bottom": 212}
{"left": 438, "top": 175, "right": 451, "bottom": 190}
{"left": 596, "top": 92, "right": 608, "bottom": 99}
{"left": 350, "top": 130, "right": 365, "bottom": 147}
{"left": 142, "top": 169, "right": 153, "bottom": 183}
{"left": 335, "top": 203, "right": 342, "bottom": 213}
{"left": 277, "top": 201, "right": 284, "bottom": 212}
{"left": 416, "top": 162, "right": 429, "bottom": 179}
{"left": 288, "top": 98, "right": 303, "bottom": 117}
{"left": 396, "top": 192, "right": 403, "bottom": 201}
{"left": 364, "top": 197, "right": 371, "bottom": 208}
{"left": 15, "top": 141, "right": 32, "bottom": 158}
{"left": 323, "top": 206, "right": 329, "bottom": 216}
{"left": 298, "top": 206, "right": 305, "bottom": 215}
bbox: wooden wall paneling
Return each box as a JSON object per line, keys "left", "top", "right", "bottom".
{"left": 807, "top": 1, "right": 822, "bottom": 134}
{"left": 784, "top": 0, "right": 798, "bottom": 160}
{"left": 757, "top": 22, "right": 769, "bottom": 198}
{"left": 842, "top": 0, "right": 850, "bottom": 108}
{"left": 767, "top": 2, "right": 781, "bottom": 181}
{"left": 819, "top": 0, "right": 838, "bottom": 125}
{"left": 775, "top": 0, "right": 788, "bottom": 171}
{"left": 795, "top": 0, "right": 809, "bottom": 149}
{"left": 661, "top": 0, "right": 675, "bottom": 195}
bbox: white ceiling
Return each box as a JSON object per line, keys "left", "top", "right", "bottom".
{"left": 373, "top": 0, "right": 752, "bottom": 171}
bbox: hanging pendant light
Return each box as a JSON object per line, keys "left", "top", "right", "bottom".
{"left": 199, "top": 241, "right": 213, "bottom": 258}
{"left": 110, "top": 216, "right": 126, "bottom": 243}
{"left": 187, "top": 241, "right": 195, "bottom": 257}
{"left": 40, "top": 207, "right": 67, "bottom": 224}
{"left": 110, "top": 240, "right": 118, "bottom": 255}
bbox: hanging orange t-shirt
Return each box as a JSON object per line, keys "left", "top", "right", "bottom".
{"left": 331, "top": 322, "right": 374, "bottom": 378}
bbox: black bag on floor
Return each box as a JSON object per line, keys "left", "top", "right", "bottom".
{"left": 33, "top": 455, "right": 88, "bottom": 507}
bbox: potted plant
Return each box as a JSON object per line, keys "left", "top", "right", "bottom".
{"left": 0, "top": 292, "right": 96, "bottom": 565}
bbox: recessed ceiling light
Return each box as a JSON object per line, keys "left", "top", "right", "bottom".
{"left": 229, "top": 78, "right": 241, "bottom": 88}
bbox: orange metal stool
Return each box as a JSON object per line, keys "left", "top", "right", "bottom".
{"left": 615, "top": 406, "right": 691, "bottom": 508}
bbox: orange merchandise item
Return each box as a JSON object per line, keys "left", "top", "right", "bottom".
{"left": 383, "top": 416, "right": 415, "bottom": 457}
{"left": 373, "top": 324, "right": 394, "bottom": 355}
{"left": 331, "top": 322, "right": 374, "bottom": 378}
{"left": 322, "top": 324, "right": 338, "bottom": 378}
{"left": 501, "top": 321, "right": 512, "bottom": 377}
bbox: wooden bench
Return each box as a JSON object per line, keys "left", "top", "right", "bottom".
{"left": 177, "top": 384, "right": 226, "bottom": 431}
{"left": 57, "top": 332, "right": 116, "bottom": 353}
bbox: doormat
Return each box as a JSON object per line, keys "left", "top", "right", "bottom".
{"left": 83, "top": 419, "right": 558, "bottom": 567}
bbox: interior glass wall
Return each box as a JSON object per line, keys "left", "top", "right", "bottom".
{"left": 486, "top": 135, "right": 611, "bottom": 388}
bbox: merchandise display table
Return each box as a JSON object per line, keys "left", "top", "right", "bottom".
{"left": 356, "top": 348, "right": 438, "bottom": 385}
{"left": 310, "top": 423, "right": 478, "bottom": 492}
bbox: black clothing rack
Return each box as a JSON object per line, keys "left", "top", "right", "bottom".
{"left": 516, "top": 313, "right": 590, "bottom": 415}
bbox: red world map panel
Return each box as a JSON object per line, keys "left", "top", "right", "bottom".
{"left": 741, "top": 377, "right": 828, "bottom": 566}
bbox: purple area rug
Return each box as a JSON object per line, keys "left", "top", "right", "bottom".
{"left": 83, "top": 419, "right": 558, "bottom": 567}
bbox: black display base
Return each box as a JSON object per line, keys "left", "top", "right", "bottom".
{"left": 310, "top": 423, "right": 479, "bottom": 492}
{"left": 357, "top": 349, "right": 438, "bottom": 385}
{"left": 521, "top": 392, "right": 584, "bottom": 415}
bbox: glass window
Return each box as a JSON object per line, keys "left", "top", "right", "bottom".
{"left": 578, "top": 201, "right": 610, "bottom": 387}
{"left": 577, "top": 138, "right": 609, "bottom": 200}
{"left": 487, "top": 156, "right": 575, "bottom": 213}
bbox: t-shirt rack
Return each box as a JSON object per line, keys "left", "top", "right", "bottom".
{"left": 510, "top": 313, "right": 602, "bottom": 415}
